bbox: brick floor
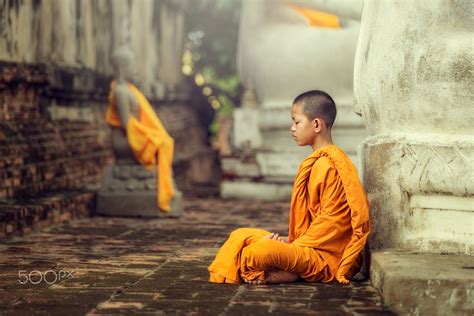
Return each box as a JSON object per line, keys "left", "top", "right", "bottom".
{"left": 0, "top": 198, "right": 394, "bottom": 315}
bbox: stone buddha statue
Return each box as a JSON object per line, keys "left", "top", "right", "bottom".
{"left": 96, "top": 45, "right": 182, "bottom": 218}
{"left": 109, "top": 46, "right": 141, "bottom": 164}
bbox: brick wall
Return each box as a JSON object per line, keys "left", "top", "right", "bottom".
{"left": 0, "top": 62, "right": 218, "bottom": 240}
{"left": 0, "top": 63, "right": 113, "bottom": 239}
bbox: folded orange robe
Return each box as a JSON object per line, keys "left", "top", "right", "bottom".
{"left": 208, "top": 145, "right": 370, "bottom": 283}
{"left": 105, "top": 81, "right": 175, "bottom": 212}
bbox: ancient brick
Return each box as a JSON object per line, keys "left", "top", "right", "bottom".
{"left": 5, "top": 223, "right": 14, "bottom": 233}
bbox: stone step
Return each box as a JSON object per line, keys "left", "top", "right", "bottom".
{"left": 0, "top": 190, "right": 96, "bottom": 241}
{"left": 370, "top": 250, "right": 474, "bottom": 315}
{"left": 97, "top": 188, "right": 183, "bottom": 218}
{"left": 220, "top": 180, "right": 293, "bottom": 201}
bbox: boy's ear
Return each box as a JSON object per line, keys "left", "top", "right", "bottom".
{"left": 314, "top": 118, "right": 322, "bottom": 132}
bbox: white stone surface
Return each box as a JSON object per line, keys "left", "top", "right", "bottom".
{"left": 354, "top": 1, "right": 473, "bottom": 135}
{"left": 258, "top": 107, "right": 292, "bottom": 131}
{"left": 409, "top": 195, "right": 474, "bottom": 212}
{"left": 221, "top": 181, "right": 293, "bottom": 201}
{"left": 404, "top": 195, "right": 474, "bottom": 254}
{"left": 354, "top": 0, "right": 473, "bottom": 254}
{"left": 360, "top": 134, "right": 474, "bottom": 253}
{"left": 238, "top": 0, "right": 361, "bottom": 108}
{"left": 256, "top": 152, "right": 307, "bottom": 180}
{"left": 221, "top": 157, "right": 260, "bottom": 178}
{"left": 370, "top": 251, "right": 474, "bottom": 315}
{"left": 233, "top": 108, "right": 262, "bottom": 150}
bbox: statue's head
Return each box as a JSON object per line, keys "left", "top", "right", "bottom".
{"left": 112, "top": 45, "right": 136, "bottom": 81}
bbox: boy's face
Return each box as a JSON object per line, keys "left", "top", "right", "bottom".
{"left": 290, "top": 103, "right": 317, "bottom": 147}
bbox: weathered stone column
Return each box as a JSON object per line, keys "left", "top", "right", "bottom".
{"left": 221, "top": 0, "right": 367, "bottom": 200}
{"left": 354, "top": 0, "right": 473, "bottom": 254}
{"left": 354, "top": 1, "right": 473, "bottom": 313}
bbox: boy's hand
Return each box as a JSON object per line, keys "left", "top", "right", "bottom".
{"left": 262, "top": 233, "right": 288, "bottom": 243}
{"left": 262, "top": 232, "right": 279, "bottom": 240}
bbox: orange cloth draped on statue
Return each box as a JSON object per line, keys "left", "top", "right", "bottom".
{"left": 208, "top": 145, "right": 370, "bottom": 283}
{"left": 105, "top": 81, "right": 175, "bottom": 212}
{"left": 289, "top": 5, "right": 341, "bottom": 29}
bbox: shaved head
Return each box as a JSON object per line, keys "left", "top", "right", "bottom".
{"left": 293, "top": 90, "right": 337, "bottom": 128}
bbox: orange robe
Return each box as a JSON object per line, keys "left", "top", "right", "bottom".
{"left": 105, "top": 81, "right": 175, "bottom": 212}
{"left": 208, "top": 145, "right": 370, "bottom": 283}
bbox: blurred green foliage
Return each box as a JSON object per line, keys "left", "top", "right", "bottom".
{"left": 184, "top": 0, "right": 242, "bottom": 136}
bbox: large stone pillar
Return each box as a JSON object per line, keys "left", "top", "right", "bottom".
{"left": 354, "top": 1, "right": 473, "bottom": 313}
{"left": 221, "top": 0, "right": 367, "bottom": 200}
{"left": 355, "top": 0, "right": 473, "bottom": 254}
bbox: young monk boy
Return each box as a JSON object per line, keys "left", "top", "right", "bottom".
{"left": 208, "top": 90, "right": 370, "bottom": 285}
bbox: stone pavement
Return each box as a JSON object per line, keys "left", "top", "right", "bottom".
{"left": 0, "top": 198, "right": 394, "bottom": 315}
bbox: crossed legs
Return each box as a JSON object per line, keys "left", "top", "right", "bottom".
{"left": 240, "top": 237, "right": 312, "bottom": 285}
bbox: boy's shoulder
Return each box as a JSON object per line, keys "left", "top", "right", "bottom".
{"left": 309, "top": 156, "right": 337, "bottom": 184}
{"left": 307, "top": 156, "right": 339, "bottom": 192}
{"left": 312, "top": 155, "right": 335, "bottom": 171}
{"left": 312, "top": 145, "right": 353, "bottom": 172}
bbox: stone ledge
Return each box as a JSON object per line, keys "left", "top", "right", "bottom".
{"left": 96, "top": 190, "right": 182, "bottom": 218}
{"left": 0, "top": 190, "right": 95, "bottom": 241}
{"left": 370, "top": 250, "right": 474, "bottom": 315}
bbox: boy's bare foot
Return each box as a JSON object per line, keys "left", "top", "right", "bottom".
{"left": 335, "top": 275, "right": 351, "bottom": 285}
{"left": 242, "top": 270, "right": 299, "bottom": 285}
{"left": 265, "top": 270, "right": 299, "bottom": 284}
{"left": 243, "top": 278, "right": 264, "bottom": 285}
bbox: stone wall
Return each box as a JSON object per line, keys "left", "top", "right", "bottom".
{"left": 0, "top": 0, "right": 217, "bottom": 239}
{"left": 0, "top": 63, "right": 113, "bottom": 198}
{"left": 0, "top": 0, "right": 186, "bottom": 98}
{"left": 354, "top": 0, "right": 473, "bottom": 254}
{"left": 0, "top": 62, "right": 112, "bottom": 239}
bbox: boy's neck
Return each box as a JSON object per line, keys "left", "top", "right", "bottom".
{"left": 311, "top": 134, "right": 333, "bottom": 151}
